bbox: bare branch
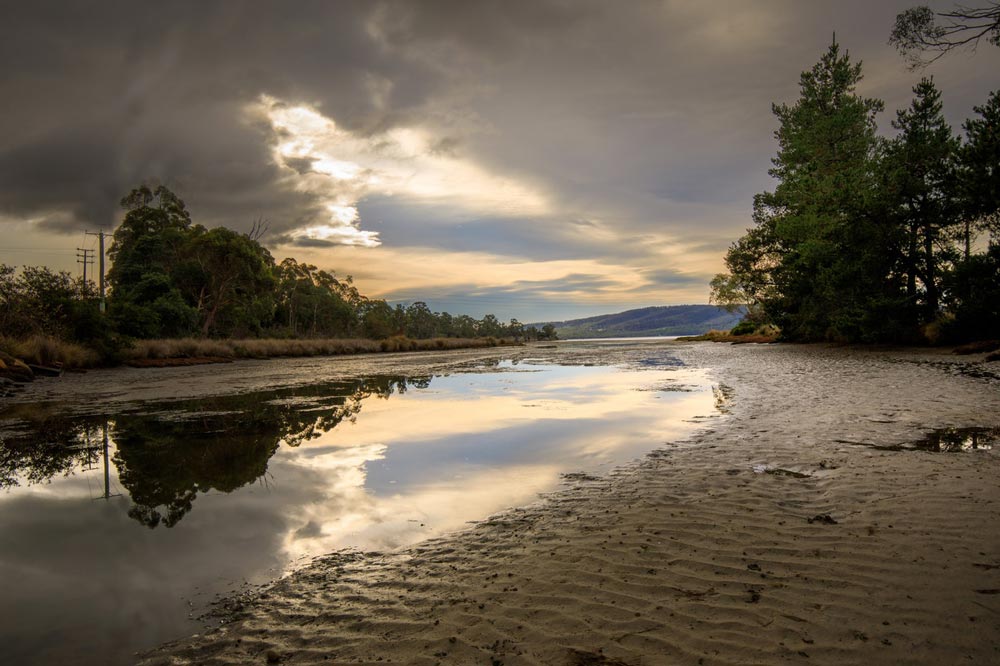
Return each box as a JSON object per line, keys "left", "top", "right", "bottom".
{"left": 247, "top": 217, "right": 269, "bottom": 242}
{"left": 890, "top": 2, "right": 1000, "bottom": 69}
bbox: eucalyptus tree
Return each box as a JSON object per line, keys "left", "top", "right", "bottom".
{"left": 107, "top": 186, "right": 198, "bottom": 338}
{"left": 185, "top": 226, "right": 276, "bottom": 337}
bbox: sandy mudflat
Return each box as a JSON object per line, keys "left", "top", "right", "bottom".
{"left": 140, "top": 343, "right": 1000, "bottom": 666}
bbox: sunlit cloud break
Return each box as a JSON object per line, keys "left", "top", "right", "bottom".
{"left": 256, "top": 94, "right": 550, "bottom": 249}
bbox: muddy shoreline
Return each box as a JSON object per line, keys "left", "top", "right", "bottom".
{"left": 132, "top": 342, "right": 1000, "bottom": 665}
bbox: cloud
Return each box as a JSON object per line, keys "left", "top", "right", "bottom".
{"left": 0, "top": 1, "right": 997, "bottom": 318}
{"left": 0, "top": 1, "right": 442, "bottom": 236}
{"left": 275, "top": 239, "right": 719, "bottom": 321}
{"left": 254, "top": 94, "right": 551, "bottom": 248}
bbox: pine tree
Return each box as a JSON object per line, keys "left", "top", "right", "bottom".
{"left": 887, "top": 77, "right": 961, "bottom": 321}
{"left": 961, "top": 90, "right": 1000, "bottom": 241}
{"left": 713, "top": 39, "right": 894, "bottom": 341}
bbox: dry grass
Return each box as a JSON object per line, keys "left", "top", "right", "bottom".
{"left": 124, "top": 336, "right": 511, "bottom": 363}
{"left": 128, "top": 338, "right": 238, "bottom": 360}
{"left": 0, "top": 335, "right": 101, "bottom": 369}
{"left": 0, "top": 335, "right": 515, "bottom": 373}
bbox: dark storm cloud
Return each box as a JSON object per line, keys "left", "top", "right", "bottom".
{"left": 0, "top": 0, "right": 443, "bottom": 234}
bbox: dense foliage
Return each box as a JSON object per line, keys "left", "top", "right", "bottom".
{"left": 1, "top": 185, "right": 554, "bottom": 360}
{"left": 711, "top": 41, "right": 999, "bottom": 343}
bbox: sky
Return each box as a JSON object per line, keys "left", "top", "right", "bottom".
{"left": 1, "top": 1, "right": 997, "bottom": 322}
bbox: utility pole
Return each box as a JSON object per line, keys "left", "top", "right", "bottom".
{"left": 76, "top": 248, "right": 94, "bottom": 294}
{"left": 102, "top": 419, "right": 111, "bottom": 500}
{"left": 91, "top": 417, "right": 120, "bottom": 501}
{"left": 85, "top": 230, "right": 108, "bottom": 313}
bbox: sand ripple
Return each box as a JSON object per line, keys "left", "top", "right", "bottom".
{"left": 141, "top": 344, "right": 1000, "bottom": 665}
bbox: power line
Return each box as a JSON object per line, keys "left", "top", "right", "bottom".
{"left": 84, "top": 230, "right": 108, "bottom": 313}
{"left": 76, "top": 247, "right": 94, "bottom": 288}
{"left": 0, "top": 247, "right": 79, "bottom": 252}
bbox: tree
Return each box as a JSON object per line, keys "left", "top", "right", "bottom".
{"left": 942, "top": 243, "right": 1000, "bottom": 339}
{"left": 359, "top": 299, "right": 396, "bottom": 339}
{"left": 708, "top": 221, "right": 780, "bottom": 325}
{"left": 108, "top": 185, "right": 193, "bottom": 287}
{"left": 404, "top": 301, "right": 436, "bottom": 339}
{"left": 961, "top": 90, "right": 1000, "bottom": 239}
{"left": 891, "top": 3, "right": 1000, "bottom": 68}
{"left": 478, "top": 313, "right": 502, "bottom": 337}
{"left": 506, "top": 318, "right": 525, "bottom": 341}
{"left": 273, "top": 258, "right": 356, "bottom": 337}
{"left": 107, "top": 185, "right": 199, "bottom": 338}
{"left": 436, "top": 311, "right": 455, "bottom": 337}
{"left": 453, "top": 314, "right": 478, "bottom": 338}
{"left": 713, "top": 40, "right": 894, "bottom": 341}
{"left": 185, "top": 227, "right": 276, "bottom": 336}
{"left": 0, "top": 264, "right": 89, "bottom": 339}
{"left": 887, "top": 77, "right": 962, "bottom": 321}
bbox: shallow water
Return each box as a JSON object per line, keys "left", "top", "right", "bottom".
{"left": 0, "top": 341, "right": 717, "bottom": 666}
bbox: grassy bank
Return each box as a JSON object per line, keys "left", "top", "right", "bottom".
{"left": 0, "top": 335, "right": 516, "bottom": 373}
{"left": 125, "top": 335, "right": 512, "bottom": 365}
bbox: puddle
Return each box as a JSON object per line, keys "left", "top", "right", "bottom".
{"left": 836, "top": 426, "right": 998, "bottom": 453}
{"left": 916, "top": 427, "right": 997, "bottom": 452}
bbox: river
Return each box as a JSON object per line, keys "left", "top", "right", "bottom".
{"left": 0, "top": 339, "right": 724, "bottom": 666}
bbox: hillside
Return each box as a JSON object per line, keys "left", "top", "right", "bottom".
{"left": 534, "top": 305, "right": 743, "bottom": 339}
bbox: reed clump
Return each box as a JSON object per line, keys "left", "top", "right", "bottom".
{"left": 677, "top": 327, "right": 779, "bottom": 344}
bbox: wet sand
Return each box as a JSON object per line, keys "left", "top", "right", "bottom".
{"left": 140, "top": 343, "right": 1000, "bottom": 665}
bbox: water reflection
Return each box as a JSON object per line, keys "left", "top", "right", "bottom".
{"left": 0, "top": 412, "right": 106, "bottom": 489}
{"left": 0, "top": 350, "right": 715, "bottom": 666}
{"left": 1, "top": 376, "right": 419, "bottom": 528}
{"left": 837, "top": 426, "right": 998, "bottom": 453}
{"left": 916, "top": 426, "right": 997, "bottom": 452}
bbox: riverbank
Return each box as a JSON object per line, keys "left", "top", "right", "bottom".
{"left": 0, "top": 335, "right": 519, "bottom": 377}
{"left": 139, "top": 342, "right": 1000, "bottom": 665}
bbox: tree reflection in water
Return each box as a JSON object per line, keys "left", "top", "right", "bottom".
{"left": 0, "top": 412, "right": 106, "bottom": 489}
{"left": 0, "top": 374, "right": 426, "bottom": 527}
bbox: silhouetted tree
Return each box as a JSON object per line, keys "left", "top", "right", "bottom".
{"left": 891, "top": 3, "right": 1000, "bottom": 68}
{"left": 886, "top": 77, "right": 961, "bottom": 321}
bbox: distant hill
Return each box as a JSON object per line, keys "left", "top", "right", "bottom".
{"left": 533, "top": 305, "right": 743, "bottom": 339}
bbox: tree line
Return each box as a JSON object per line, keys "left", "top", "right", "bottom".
{"left": 710, "top": 39, "right": 998, "bottom": 343}
{"left": 1, "top": 185, "right": 557, "bottom": 357}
